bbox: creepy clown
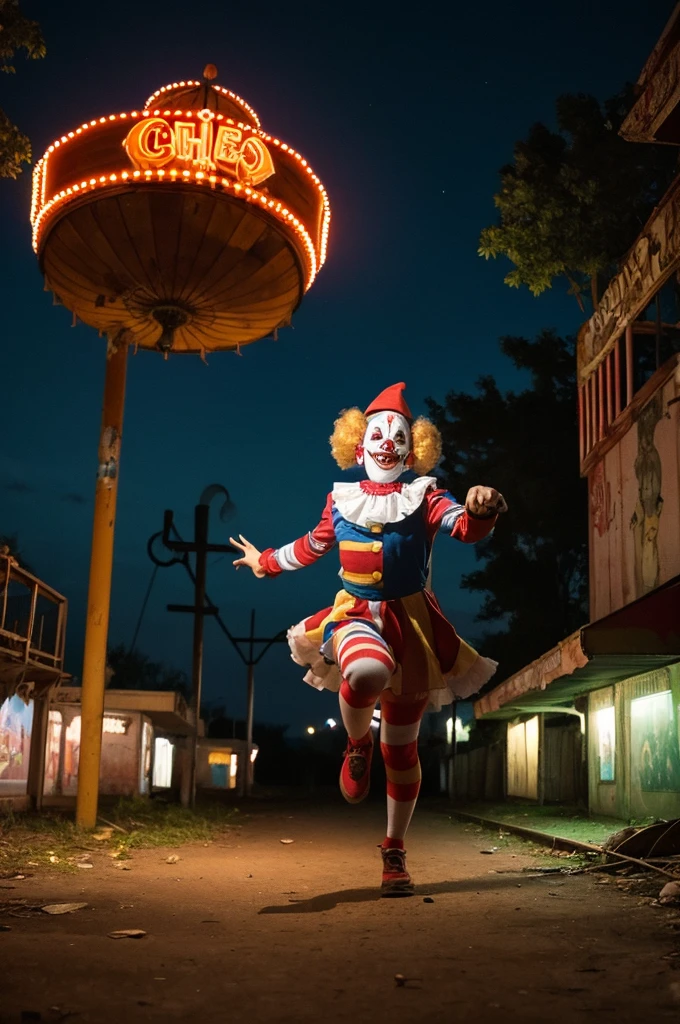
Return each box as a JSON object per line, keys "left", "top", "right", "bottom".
{"left": 230, "top": 382, "right": 507, "bottom": 895}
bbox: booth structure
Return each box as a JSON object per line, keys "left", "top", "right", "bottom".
{"left": 473, "top": 8, "right": 680, "bottom": 820}
{"left": 0, "top": 555, "right": 67, "bottom": 811}
{"left": 44, "top": 686, "right": 194, "bottom": 802}
{"left": 197, "top": 737, "right": 258, "bottom": 796}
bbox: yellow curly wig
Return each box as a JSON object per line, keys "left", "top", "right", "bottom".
{"left": 329, "top": 408, "right": 367, "bottom": 469}
{"left": 411, "top": 416, "right": 442, "bottom": 475}
{"left": 329, "top": 409, "right": 442, "bottom": 475}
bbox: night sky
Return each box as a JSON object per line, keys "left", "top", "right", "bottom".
{"left": 0, "top": 1, "right": 669, "bottom": 734}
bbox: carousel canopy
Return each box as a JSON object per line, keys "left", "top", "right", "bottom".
{"left": 30, "top": 68, "right": 330, "bottom": 356}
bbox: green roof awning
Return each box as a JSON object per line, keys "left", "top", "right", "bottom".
{"left": 474, "top": 575, "right": 680, "bottom": 720}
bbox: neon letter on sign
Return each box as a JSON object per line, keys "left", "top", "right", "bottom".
{"left": 123, "top": 115, "right": 275, "bottom": 185}
{"left": 123, "top": 118, "right": 175, "bottom": 169}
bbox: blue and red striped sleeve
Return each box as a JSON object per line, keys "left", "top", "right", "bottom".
{"left": 258, "top": 493, "right": 337, "bottom": 576}
{"left": 425, "top": 488, "right": 497, "bottom": 544}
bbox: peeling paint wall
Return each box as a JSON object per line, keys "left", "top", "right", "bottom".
{"left": 589, "top": 373, "right": 680, "bottom": 620}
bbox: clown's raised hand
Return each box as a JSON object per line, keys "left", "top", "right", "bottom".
{"left": 230, "top": 534, "right": 266, "bottom": 578}
{"left": 465, "top": 486, "right": 508, "bottom": 517}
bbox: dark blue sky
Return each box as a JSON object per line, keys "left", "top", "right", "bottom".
{"left": 1, "top": 0, "right": 670, "bottom": 733}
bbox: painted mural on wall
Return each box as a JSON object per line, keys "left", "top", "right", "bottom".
{"left": 0, "top": 695, "right": 33, "bottom": 794}
{"left": 589, "top": 372, "right": 680, "bottom": 620}
{"left": 630, "top": 394, "right": 664, "bottom": 595}
{"left": 631, "top": 690, "right": 680, "bottom": 793}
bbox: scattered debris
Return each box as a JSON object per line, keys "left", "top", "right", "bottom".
{"left": 41, "top": 903, "right": 88, "bottom": 915}
{"left": 0, "top": 924, "right": 11, "bottom": 931}
{"left": 48, "top": 856, "right": 59, "bottom": 864}
{"left": 108, "top": 929, "right": 146, "bottom": 939}
{"left": 115, "top": 863, "right": 131, "bottom": 871}
{"left": 423, "top": 897, "right": 434, "bottom": 904}
{"left": 660, "top": 881, "right": 680, "bottom": 905}
{"left": 97, "top": 815, "right": 128, "bottom": 835}
{"left": 480, "top": 847, "right": 499, "bottom": 854}
{"left": 280, "top": 839, "right": 294, "bottom": 844}
{"left": 165, "top": 855, "right": 180, "bottom": 864}
{"left": 605, "top": 820, "right": 680, "bottom": 860}
{"left": 394, "top": 973, "right": 422, "bottom": 988}
{"left": 92, "top": 829, "right": 114, "bottom": 842}
{"left": 77, "top": 862, "right": 94, "bottom": 870}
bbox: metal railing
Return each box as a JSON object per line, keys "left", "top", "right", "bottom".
{"left": 0, "top": 555, "right": 67, "bottom": 681}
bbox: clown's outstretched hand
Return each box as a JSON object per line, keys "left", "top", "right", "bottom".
{"left": 465, "top": 486, "right": 508, "bottom": 517}
{"left": 230, "top": 534, "right": 266, "bottom": 578}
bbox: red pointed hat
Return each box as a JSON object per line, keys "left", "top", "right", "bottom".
{"left": 364, "top": 382, "right": 413, "bottom": 421}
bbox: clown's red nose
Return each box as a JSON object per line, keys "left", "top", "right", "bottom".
{"left": 381, "top": 439, "right": 396, "bottom": 452}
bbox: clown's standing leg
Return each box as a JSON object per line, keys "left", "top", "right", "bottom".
{"left": 379, "top": 693, "right": 429, "bottom": 894}
{"left": 335, "top": 623, "right": 395, "bottom": 803}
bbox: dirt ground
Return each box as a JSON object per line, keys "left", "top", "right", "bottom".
{"left": 2, "top": 796, "right": 679, "bottom": 1023}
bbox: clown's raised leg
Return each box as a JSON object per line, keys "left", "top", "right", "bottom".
{"left": 335, "top": 623, "right": 395, "bottom": 803}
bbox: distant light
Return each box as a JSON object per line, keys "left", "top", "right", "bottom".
{"left": 326, "top": 718, "right": 337, "bottom": 729}
{"left": 306, "top": 726, "right": 315, "bottom": 735}
{"left": 250, "top": 748, "right": 258, "bottom": 762}
{"left": 446, "top": 717, "right": 454, "bottom": 745}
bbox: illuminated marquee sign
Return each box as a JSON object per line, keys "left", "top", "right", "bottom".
{"left": 123, "top": 110, "right": 275, "bottom": 185}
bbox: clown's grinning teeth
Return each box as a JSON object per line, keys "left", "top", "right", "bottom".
{"left": 370, "top": 452, "right": 401, "bottom": 468}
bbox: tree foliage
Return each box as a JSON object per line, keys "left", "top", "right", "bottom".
{"left": 478, "top": 89, "right": 678, "bottom": 309}
{"left": 427, "top": 330, "right": 588, "bottom": 680}
{"left": 106, "top": 642, "right": 190, "bottom": 700}
{"left": 0, "top": 0, "right": 45, "bottom": 178}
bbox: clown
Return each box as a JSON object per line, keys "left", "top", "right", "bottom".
{"left": 230, "top": 383, "right": 507, "bottom": 895}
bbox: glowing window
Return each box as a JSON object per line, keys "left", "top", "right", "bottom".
{"left": 208, "top": 750, "right": 232, "bottom": 765}
{"left": 596, "top": 706, "right": 616, "bottom": 782}
{"left": 153, "top": 737, "right": 174, "bottom": 789}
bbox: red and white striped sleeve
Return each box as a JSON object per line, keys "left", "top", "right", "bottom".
{"left": 425, "top": 488, "right": 497, "bottom": 544}
{"left": 258, "top": 493, "right": 337, "bottom": 577}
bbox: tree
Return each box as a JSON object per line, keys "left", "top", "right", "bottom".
{"left": 0, "top": 0, "right": 45, "bottom": 178}
{"left": 478, "top": 89, "right": 678, "bottom": 310}
{"left": 106, "top": 643, "right": 190, "bottom": 700}
{"left": 427, "top": 329, "right": 588, "bottom": 680}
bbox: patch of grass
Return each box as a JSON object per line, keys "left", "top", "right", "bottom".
{"left": 103, "top": 796, "right": 240, "bottom": 852}
{"left": 0, "top": 797, "right": 240, "bottom": 875}
{"left": 0, "top": 811, "right": 83, "bottom": 875}
{"left": 455, "top": 801, "right": 626, "bottom": 846}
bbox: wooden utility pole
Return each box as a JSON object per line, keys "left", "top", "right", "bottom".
{"left": 163, "top": 504, "right": 234, "bottom": 807}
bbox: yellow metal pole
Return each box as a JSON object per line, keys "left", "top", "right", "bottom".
{"left": 76, "top": 336, "right": 129, "bottom": 828}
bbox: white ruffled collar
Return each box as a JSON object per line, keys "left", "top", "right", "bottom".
{"left": 331, "top": 477, "right": 437, "bottom": 527}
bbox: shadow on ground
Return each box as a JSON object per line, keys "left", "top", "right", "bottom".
{"left": 259, "top": 870, "right": 548, "bottom": 913}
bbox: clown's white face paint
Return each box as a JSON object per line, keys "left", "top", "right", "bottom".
{"left": 357, "top": 411, "right": 412, "bottom": 483}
